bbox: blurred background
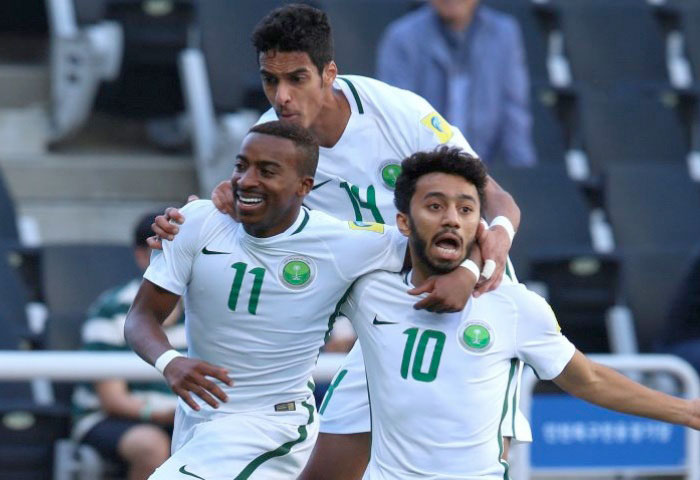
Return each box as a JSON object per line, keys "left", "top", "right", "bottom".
{"left": 0, "top": 0, "right": 699, "bottom": 478}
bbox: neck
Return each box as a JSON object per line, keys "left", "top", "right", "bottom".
{"left": 444, "top": 7, "right": 477, "bottom": 32}
{"left": 408, "top": 251, "right": 436, "bottom": 288}
{"left": 309, "top": 84, "right": 351, "bottom": 148}
{"left": 241, "top": 205, "right": 302, "bottom": 238}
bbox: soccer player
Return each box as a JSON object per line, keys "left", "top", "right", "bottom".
{"left": 309, "top": 146, "right": 700, "bottom": 479}
{"left": 125, "top": 121, "right": 473, "bottom": 479}
{"left": 151, "top": 5, "right": 528, "bottom": 478}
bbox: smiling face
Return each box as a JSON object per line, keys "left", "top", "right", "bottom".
{"left": 259, "top": 50, "right": 336, "bottom": 130}
{"left": 398, "top": 172, "right": 481, "bottom": 275}
{"left": 231, "top": 132, "right": 313, "bottom": 237}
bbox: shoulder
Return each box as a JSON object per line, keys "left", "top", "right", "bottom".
{"left": 256, "top": 108, "right": 278, "bottom": 124}
{"left": 342, "top": 74, "right": 434, "bottom": 122}
{"left": 351, "top": 269, "right": 404, "bottom": 302}
{"left": 478, "top": 6, "right": 522, "bottom": 41}
{"left": 305, "top": 209, "right": 395, "bottom": 239}
{"left": 180, "top": 199, "right": 233, "bottom": 232}
{"left": 488, "top": 283, "right": 559, "bottom": 328}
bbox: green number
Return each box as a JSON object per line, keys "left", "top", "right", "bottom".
{"left": 339, "top": 182, "right": 385, "bottom": 223}
{"left": 401, "top": 328, "right": 445, "bottom": 382}
{"left": 227, "top": 262, "right": 266, "bottom": 315}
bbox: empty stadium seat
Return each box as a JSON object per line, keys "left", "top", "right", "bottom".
{"left": 604, "top": 163, "right": 700, "bottom": 251}
{"left": 489, "top": 164, "right": 619, "bottom": 352}
{"left": 621, "top": 248, "right": 691, "bottom": 351}
{"left": 41, "top": 244, "right": 140, "bottom": 350}
{"left": 552, "top": 0, "right": 669, "bottom": 89}
{"left": 678, "top": 2, "right": 700, "bottom": 86}
{"left": 0, "top": 168, "right": 19, "bottom": 243}
{"left": 530, "top": 85, "right": 568, "bottom": 163}
{"left": 578, "top": 89, "right": 689, "bottom": 176}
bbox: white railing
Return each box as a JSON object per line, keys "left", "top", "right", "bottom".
{"left": 0, "top": 351, "right": 345, "bottom": 383}
{"left": 518, "top": 354, "right": 700, "bottom": 480}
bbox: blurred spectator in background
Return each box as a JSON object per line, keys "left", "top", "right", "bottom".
{"left": 658, "top": 248, "right": 700, "bottom": 375}
{"left": 71, "top": 212, "right": 185, "bottom": 480}
{"left": 377, "top": 0, "right": 536, "bottom": 167}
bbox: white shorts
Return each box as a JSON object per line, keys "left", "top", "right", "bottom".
{"left": 319, "top": 262, "right": 532, "bottom": 443}
{"left": 150, "top": 397, "right": 318, "bottom": 480}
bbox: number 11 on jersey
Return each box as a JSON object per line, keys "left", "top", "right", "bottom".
{"left": 228, "top": 262, "right": 265, "bottom": 315}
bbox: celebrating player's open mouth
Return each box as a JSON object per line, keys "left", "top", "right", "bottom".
{"left": 431, "top": 231, "right": 463, "bottom": 262}
{"left": 235, "top": 190, "right": 266, "bottom": 213}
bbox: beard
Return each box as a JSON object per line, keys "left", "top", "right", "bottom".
{"left": 408, "top": 221, "right": 475, "bottom": 276}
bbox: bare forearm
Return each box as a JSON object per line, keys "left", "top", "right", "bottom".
{"left": 556, "top": 354, "right": 691, "bottom": 426}
{"left": 124, "top": 280, "right": 180, "bottom": 366}
{"left": 483, "top": 175, "right": 520, "bottom": 231}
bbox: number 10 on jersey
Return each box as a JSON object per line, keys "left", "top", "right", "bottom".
{"left": 401, "top": 328, "right": 446, "bottom": 382}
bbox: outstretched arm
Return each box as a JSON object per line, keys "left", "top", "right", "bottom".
{"left": 125, "top": 280, "right": 232, "bottom": 411}
{"left": 554, "top": 350, "right": 700, "bottom": 429}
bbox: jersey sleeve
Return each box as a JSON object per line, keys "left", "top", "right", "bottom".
{"left": 331, "top": 222, "right": 407, "bottom": 282}
{"left": 143, "top": 200, "right": 214, "bottom": 296}
{"left": 255, "top": 108, "right": 278, "bottom": 125}
{"left": 513, "top": 287, "right": 576, "bottom": 380}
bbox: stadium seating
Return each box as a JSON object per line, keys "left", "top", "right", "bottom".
{"left": 552, "top": 0, "right": 669, "bottom": 89}
{"left": 577, "top": 89, "right": 689, "bottom": 176}
{"left": 41, "top": 244, "right": 139, "bottom": 350}
{"left": 0, "top": 168, "right": 19, "bottom": 244}
{"left": 604, "top": 163, "right": 700, "bottom": 251}
{"left": 530, "top": 85, "right": 568, "bottom": 163}
{"left": 620, "top": 248, "right": 692, "bottom": 351}
{"left": 678, "top": 1, "right": 700, "bottom": 87}
{"left": 488, "top": 165, "right": 619, "bottom": 352}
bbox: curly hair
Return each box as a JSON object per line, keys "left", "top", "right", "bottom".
{"left": 394, "top": 146, "right": 487, "bottom": 214}
{"left": 249, "top": 121, "right": 319, "bottom": 177}
{"left": 251, "top": 3, "right": 333, "bottom": 74}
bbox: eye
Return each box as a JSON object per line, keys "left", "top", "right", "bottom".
{"left": 262, "top": 74, "right": 277, "bottom": 85}
{"left": 234, "top": 162, "right": 245, "bottom": 172}
{"left": 428, "top": 203, "right": 442, "bottom": 211}
{"left": 461, "top": 206, "right": 473, "bottom": 214}
{"left": 260, "top": 168, "right": 274, "bottom": 178}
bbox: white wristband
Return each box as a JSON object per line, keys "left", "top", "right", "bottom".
{"left": 459, "top": 259, "right": 481, "bottom": 281}
{"left": 154, "top": 349, "right": 183, "bottom": 375}
{"left": 489, "top": 216, "right": 515, "bottom": 244}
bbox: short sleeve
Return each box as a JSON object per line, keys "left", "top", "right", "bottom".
{"left": 255, "top": 108, "right": 278, "bottom": 125}
{"left": 513, "top": 287, "right": 576, "bottom": 380}
{"left": 143, "top": 200, "right": 215, "bottom": 296}
{"left": 411, "top": 96, "right": 478, "bottom": 158}
{"left": 331, "top": 222, "right": 407, "bottom": 281}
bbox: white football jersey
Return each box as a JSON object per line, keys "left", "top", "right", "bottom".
{"left": 258, "top": 74, "right": 477, "bottom": 224}
{"left": 343, "top": 271, "right": 575, "bottom": 480}
{"left": 144, "top": 200, "right": 406, "bottom": 414}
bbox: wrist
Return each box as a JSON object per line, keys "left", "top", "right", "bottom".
{"left": 154, "top": 349, "right": 184, "bottom": 375}
{"left": 489, "top": 216, "right": 515, "bottom": 245}
{"left": 139, "top": 401, "right": 152, "bottom": 421}
{"left": 459, "top": 259, "right": 480, "bottom": 281}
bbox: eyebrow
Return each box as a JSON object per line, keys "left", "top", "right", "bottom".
{"left": 235, "top": 155, "right": 281, "bottom": 169}
{"left": 423, "top": 191, "right": 477, "bottom": 203}
{"left": 260, "top": 67, "right": 310, "bottom": 77}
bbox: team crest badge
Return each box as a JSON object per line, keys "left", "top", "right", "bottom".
{"left": 378, "top": 161, "right": 401, "bottom": 190}
{"left": 458, "top": 321, "right": 494, "bottom": 353}
{"left": 279, "top": 256, "right": 315, "bottom": 290}
{"left": 421, "top": 112, "right": 454, "bottom": 144}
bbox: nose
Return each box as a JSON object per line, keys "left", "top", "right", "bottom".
{"left": 236, "top": 167, "right": 260, "bottom": 190}
{"left": 275, "top": 82, "right": 291, "bottom": 106}
{"left": 442, "top": 204, "right": 461, "bottom": 229}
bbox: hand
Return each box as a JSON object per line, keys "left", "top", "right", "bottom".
{"left": 212, "top": 180, "right": 235, "bottom": 217}
{"left": 146, "top": 195, "right": 198, "bottom": 250}
{"left": 409, "top": 267, "right": 477, "bottom": 313}
{"left": 150, "top": 407, "right": 176, "bottom": 426}
{"left": 474, "top": 223, "right": 512, "bottom": 297}
{"left": 688, "top": 398, "right": 700, "bottom": 430}
{"left": 163, "top": 357, "right": 233, "bottom": 411}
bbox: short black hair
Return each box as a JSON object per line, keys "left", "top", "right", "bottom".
{"left": 133, "top": 211, "right": 161, "bottom": 248}
{"left": 251, "top": 3, "right": 333, "bottom": 75}
{"left": 394, "top": 146, "right": 487, "bottom": 214}
{"left": 249, "top": 120, "right": 319, "bottom": 177}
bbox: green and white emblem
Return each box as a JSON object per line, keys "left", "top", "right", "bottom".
{"left": 458, "top": 321, "right": 494, "bottom": 353}
{"left": 378, "top": 161, "right": 401, "bottom": 190}
{"left": 279, "top": 255, "right": 315, "bottom": 290}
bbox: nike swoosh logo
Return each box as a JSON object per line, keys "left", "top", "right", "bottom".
{"left": 179, "top": 465, "right": 206, "bottom": 479}
{"left": 311, "top": 179, "right": 332, "bottom": 190}
{"left": 201, "top": 246, "right": 230, "bottom": 255}
{"left": 373, "top": 315, "right": 398, "bottom": 326}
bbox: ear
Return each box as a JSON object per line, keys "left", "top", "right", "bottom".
{"left": 298, "top": 175, "right": 314, "bottom": 197}
{"left": 323, "top": 61, "right": 338, "bottom": 87}
{"left": 396, "top": 212, "right": 411, "bottom": 237}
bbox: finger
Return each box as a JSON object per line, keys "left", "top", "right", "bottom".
{"left": 202, "top": 364, "right": 234, "bottom": 387}
{"left": 187, "top": 382, "right": 220, "bottom": 409}
{"left": 165, "top": 207, "right": 185, "bottom": 224}
{"left": 413, "top": 293, "right": 440, "bottom": 311}
{"left": 154, "top": 216, "right": 179, "bottom": 239}
{"left": 407, "top": 279, "right": 435, "bottom": 296}
{"left": 481, "top": 259, "right": 496, "bottom": 280}
{"left": 175, "top": 388, "right": 200, "bottom": 411}
{"left": 187, "top": 194, "right": 199, "bottom": 203}
{"left": 146, "top": 235, "right": 163, "bottom": 250}
{"left": 200, "top": 378, "right": 229, "bottom": 403}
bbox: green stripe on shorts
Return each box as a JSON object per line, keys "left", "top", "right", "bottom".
{"left": 234, "top": 401, "right": 314, "bottom": 480}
